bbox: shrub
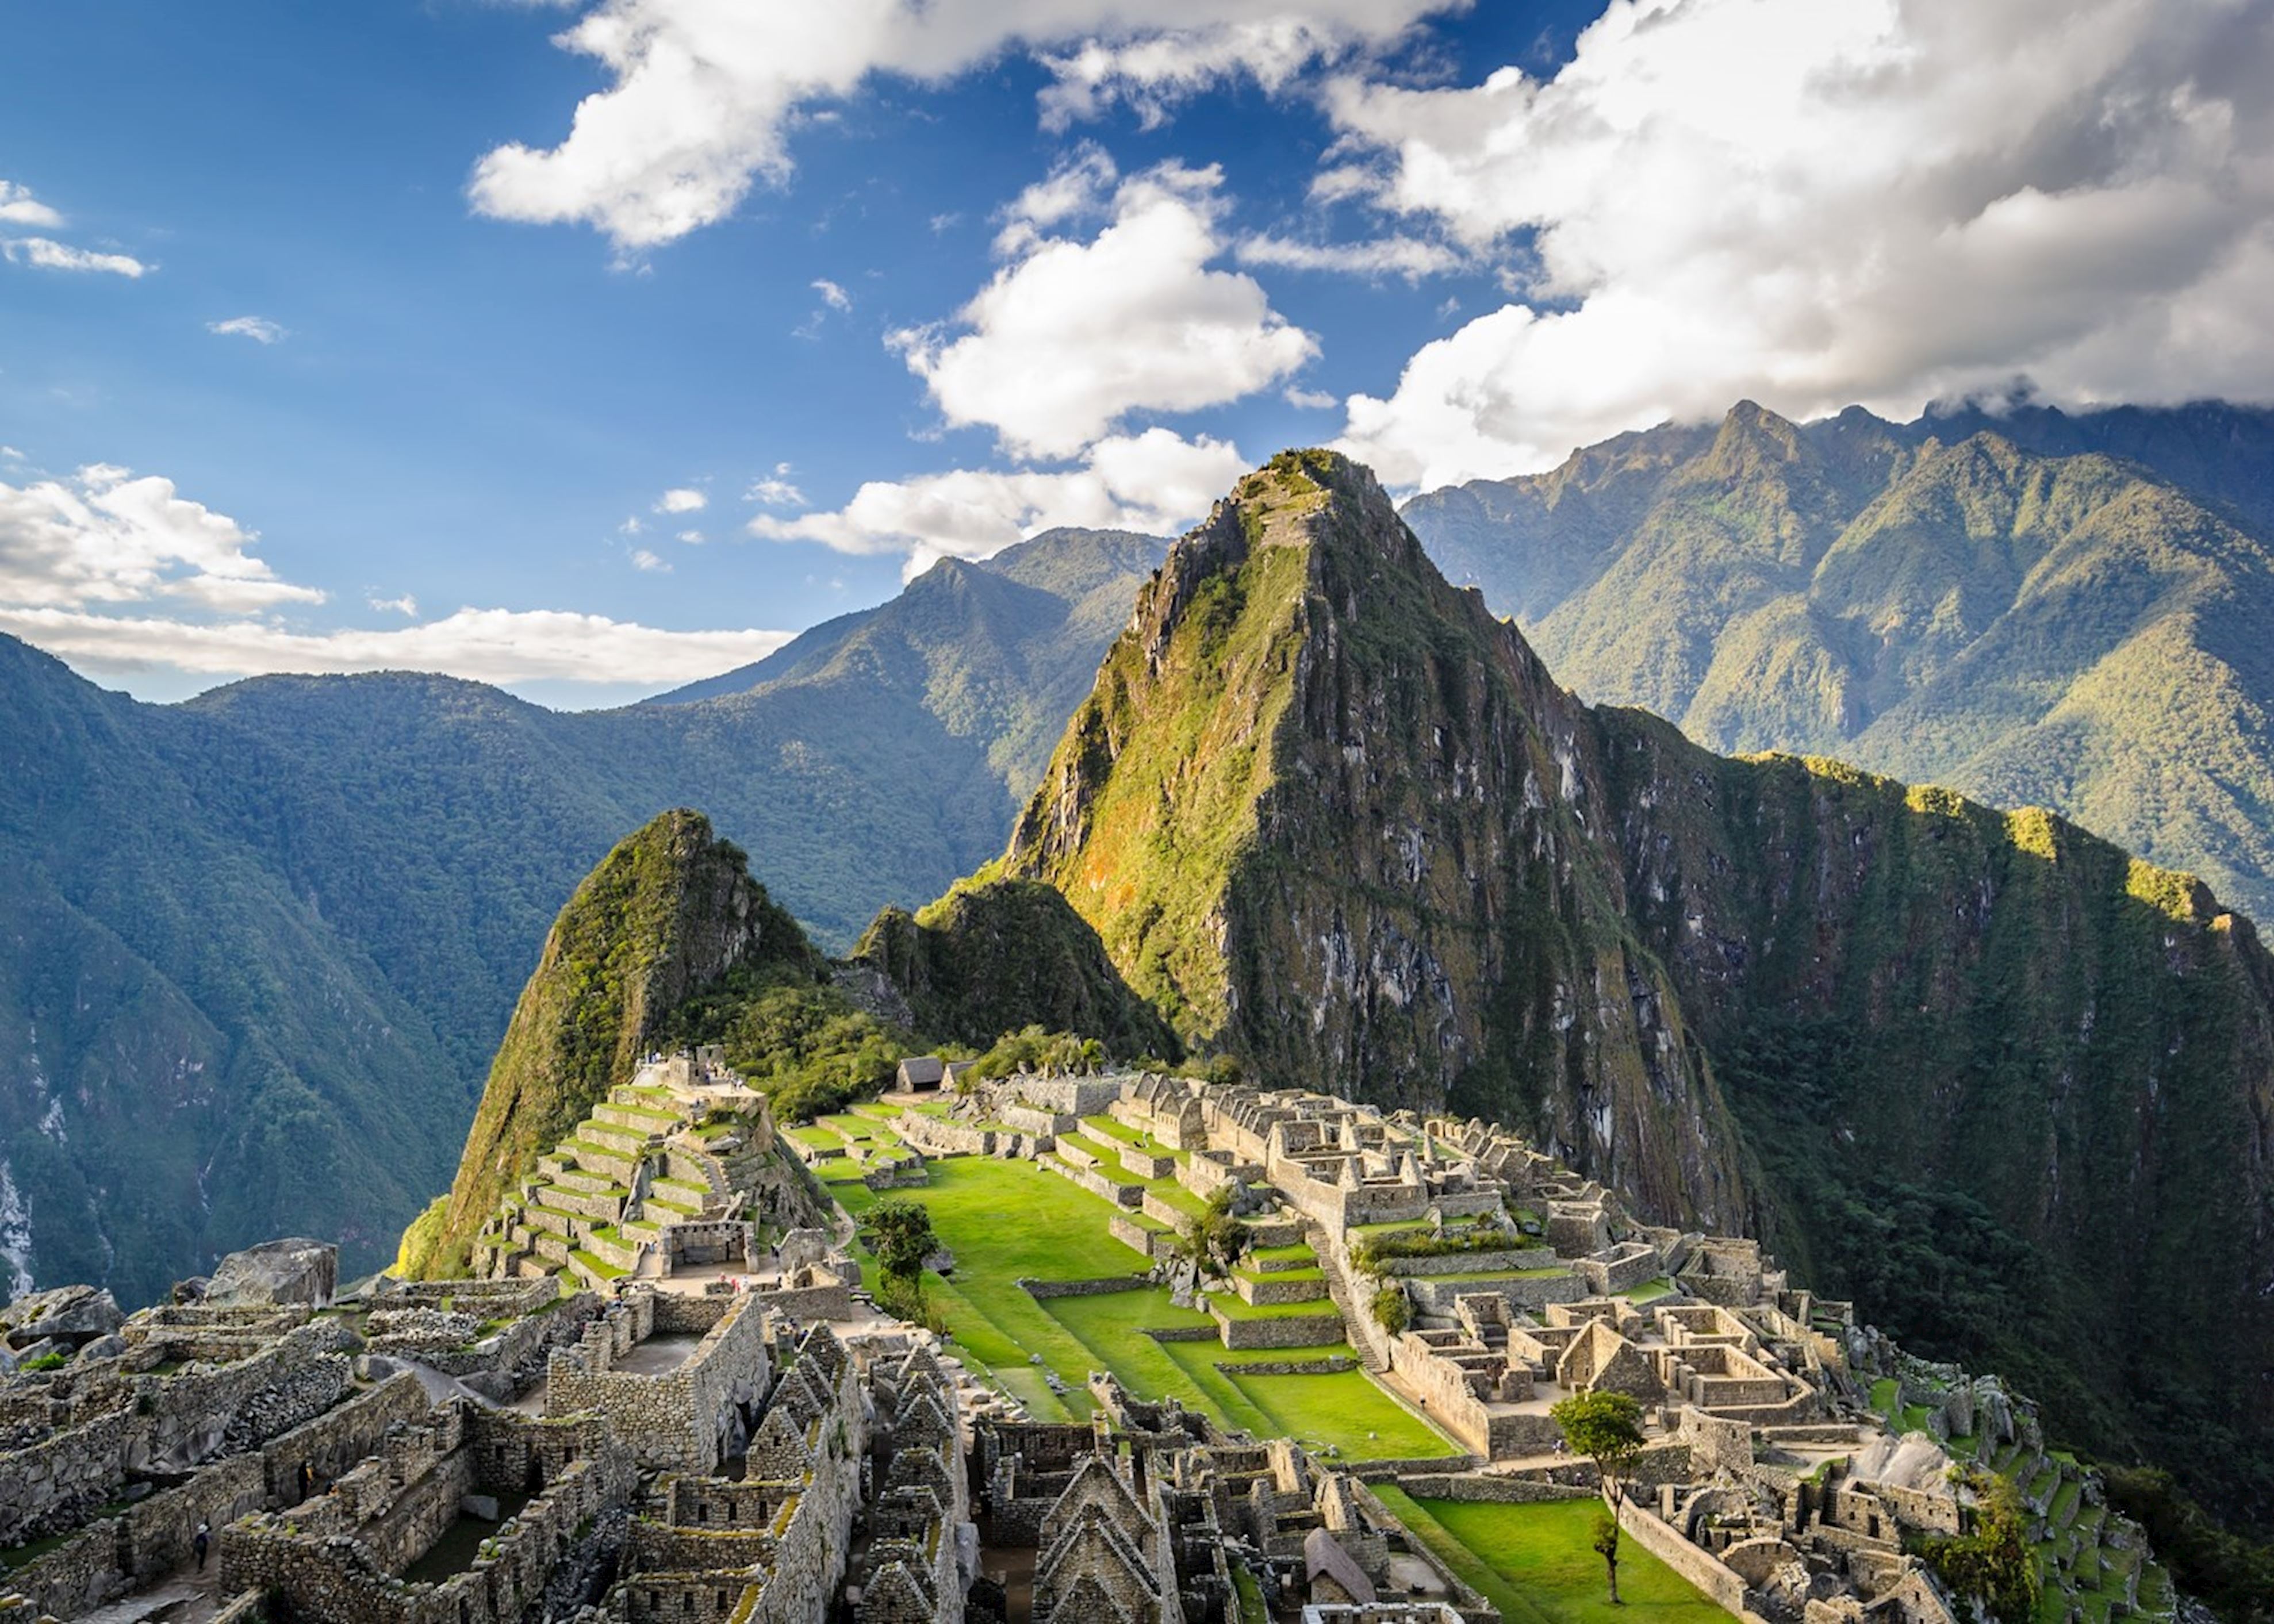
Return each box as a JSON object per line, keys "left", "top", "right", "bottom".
{"left": 1371, "top": 1285, "right": 1411, "bottom": 1334}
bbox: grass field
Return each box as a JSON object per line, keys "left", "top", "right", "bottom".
{"left": 832, "top": 1154, "right": 1454, "bottom": 1457}
{"left": 1372, "top": 1491, "right": 1724, "bottom": 1624}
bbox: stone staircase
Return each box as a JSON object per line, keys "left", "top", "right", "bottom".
{"left": 471, "top": 1087, "right": 734, "bottom": 1290}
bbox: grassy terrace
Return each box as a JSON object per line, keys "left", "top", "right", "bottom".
{"left": 834, "top": 1155, "right": 1453, "bottom": 1459}
{"left": 1374, "top": 1491, "right": 1723, "bottom": 1624}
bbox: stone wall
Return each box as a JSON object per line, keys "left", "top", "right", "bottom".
{"left": 547, "top": 1293, "right": 769, "bottom": 1473}
{"left": 1613, "top": 1498, "right": 1773, "bottom": 1624}
{"left": 1109, "top": 1215, "right": 1176, "bottom": 1261}
{"left": 1209, "top": 1304, "right": 1347, "bottom": 1350}
{"left": 1021, "top": 1278, "right": 1152, "bottom": 1301}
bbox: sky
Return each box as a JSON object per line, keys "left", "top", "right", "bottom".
{"left": 2, "top": 0, "right": 2270, "bottom": 708}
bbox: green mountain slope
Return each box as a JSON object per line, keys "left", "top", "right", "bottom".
{"left": 1400, "top": 400, "right": 2274, "bottom": 928}
{"left": 0, "top": 529, "right": 1163, "bottom": 1303}
{"left": 1004, "top": 448, "right": 2274, "bottom": 1516}
{"left": 397, "top": 809, "right": 820, "bottom": 1279}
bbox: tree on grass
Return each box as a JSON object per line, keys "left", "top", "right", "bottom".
{"left": 1553, "top": 1389, "right": 1648, "bottom": 1603}
{"left": 859, "top": 1198, "right": 937, "bottom": 1292}
{"left": 1177, "top": 1187, "right": 1249, "bottom": 1279}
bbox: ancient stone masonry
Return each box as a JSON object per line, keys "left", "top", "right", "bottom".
{"left": 470, "top": 1052, "right": 800, "bottom": 1293}
{"left": 2, "top": 1063, "right": 2187, "bottom": 1624}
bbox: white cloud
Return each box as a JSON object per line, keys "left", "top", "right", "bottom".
{"left": 812, "top": 277, "right": 851, "bottom": 312}
{"left": 0, "top": 182, "right": 63, "bottom": 229}
{"left": 751, "top": 427, "right": 1247, "bottom": 578}
{"left": 2, "top": 237, "right": 148, "bottom": 278}
{"left": 1, "top": 605, "right": 791, "bottom": 688}
{"left": 894, "top": 156, "right": 1317, "bottom": 458}
{"left": 1324, "top": 0, "right": 2274, "bottom": 487}
{"left": 631, "top": 547, "right": 671, "bottom": 571}
{"left": 207, "top": 315, "right": 288, "bottom": 344}
{"left": 0, "top": 458, "right": 790, "bottom": 691}
{"left": 1284, "top": 386, "right": 1339, "bottom": 410}
{"left": 0, "top": 464, "right": 323, "bottom": 613}
{"left": 467, "top": 0, "right": 1458, "bottom": 248}
{"left": 674, "top": 528, "right": 704, "bottom": 544}
{"left": 746, "top": 463, "right": 806, "bottom": 506}
{"left": 1234, "top": 232, "right": 1460, "bottom": 281}
{"left": 655, "top": 486, "right": 707, "bottom": 513}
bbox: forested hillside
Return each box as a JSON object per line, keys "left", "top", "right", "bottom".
{"left": 1401, "top": 400, "right": 2274, "bottom": 928}
{"left": 0, "top": 531, "right": 1161, "bottom": 1300}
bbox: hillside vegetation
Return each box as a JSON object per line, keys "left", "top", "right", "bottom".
{"left": 1401, "top": 400, "right": 2274, "bottom": 928}
{"left": 1007, "top": 448, "right": 2274, "bottom": 1520}
{"left": 0, "top": 530, "right": 1161, "bottom": 1300}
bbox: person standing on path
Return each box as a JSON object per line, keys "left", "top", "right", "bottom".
{"left": 193, "top": 1522, "right": 210, "bottom": 1572}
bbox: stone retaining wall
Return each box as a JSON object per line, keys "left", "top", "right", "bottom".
{"left": 1395, "top": 1469, "right": 1595, "bottom": 1502}
{"left": 1211, "top": 1357, "right": 1354, "bottom": 1376}
{"left": 1041, "top": 1157, "right": 1142, "bottom": 1210}
{"left": 1019, "top": 1277, "right": 1152, "bottom": 1301}
{"left": 1109, "top": 1215, "right": 1175, "bottom": 1261}
{"left": 1208, "top": 1304, "right": 1346, "bottom": 1350}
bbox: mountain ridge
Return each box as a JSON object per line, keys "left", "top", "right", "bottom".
{"left": 1401, "top": 399, "right": 2274, "bottom": 930}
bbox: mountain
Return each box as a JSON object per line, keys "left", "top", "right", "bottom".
{"left": 396, "top": 809, "right": 823, "bottom": 1279}
{"left": 1399, "top": 400, "right": 2274, "bottom": 930}
{"left": 1004, "top": 448, "right": 2274, "bottom": 1515}
{"left": 0, "top": 529, "right": 1163, "bottom": 1303}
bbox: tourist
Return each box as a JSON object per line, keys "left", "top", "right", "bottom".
{"left": 193, "top": 1522, "right": 210, "bottom": 1572}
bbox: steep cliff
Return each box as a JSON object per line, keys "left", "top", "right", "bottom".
{"left": 1004, "top": 449, "right": 2274, "bottom": 1508}
{"left": 398, "top": 809, "right": 820, "bottom": 1278}
{"left": 1006, "top": 450, "right": 1754, "bottom": 1230}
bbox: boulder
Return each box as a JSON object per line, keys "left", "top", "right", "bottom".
{"left": 79, "top": 1334, "right": 129, "bottom": 1363}
{"left": 205, "top": 1238, "right": 338, "bottom": 1309}
{"left": 172, "top": 1276, "right": 210, "bottom": 1304}
{"left": 3, "top": 1284, "right": 125, "bottom": 1346}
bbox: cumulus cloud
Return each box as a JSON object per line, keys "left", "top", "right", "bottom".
{"left": 208, "top": 315, "right": 287, "bottom": 344}
{"left": 631, "top": 547, "right": 671, "bottom": 571}
{"left": 0, "top": 464, "right": 323, "bottom": 613}
{"left": 812, "top": 278, "right": 851, "bottom": 312}
{"left": 0, "top": 181, "right": 63, "bottom": 229}
{"left": 1322, "top": 0, "right": 2274, "bottom": 487}
{"left": 2, "top": 237, "right": 148, "bottom": 278}
{"left": 0, "top": 459, "right": 789, "bottom": 690}
{"left": 467, "top": 0, "right": 1456, "bottom": 248}
{"left": 751, "top": 427, "right": 1247, "bottom": 578}
{"left": 894, "top": 155, "right": 1316, "bottom": 458}
{"left": 0, "top": 605, "right": 791, "bottom": 687}
{"left": 655, "top": 487, "right": 707, "bottom": 513}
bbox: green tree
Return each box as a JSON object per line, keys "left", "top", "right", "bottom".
{"left": 1176, "top": 1186, "right": 1249, "bottom": 1279}
{"left": 1553, "top": 1389, "right": 1648, "bottom": 1603}
{"left": 1919, "top": 1473, "right": 2040, "bottom": 1624}
{"left": 858, "top": 1198, "right": 938, "bottom": 1287}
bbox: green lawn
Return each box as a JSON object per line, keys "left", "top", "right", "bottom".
{"left": 832, "top": 1153, "right": 1453, "bottom": 1459}
{"left": 1374, "top": 1492, "right": 1725, "bottom": 1624}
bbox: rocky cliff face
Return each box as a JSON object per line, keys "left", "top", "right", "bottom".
{"left": 398, "top": 809, "right": 819, "bottom": 1278}
{"left": 1006, "top": 451, "right": 1754, "bottom": 1230}
{"left": 1004, "top": 450, "right": 2274, "bottom": 1506}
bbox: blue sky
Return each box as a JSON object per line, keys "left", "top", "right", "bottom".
{"left": 2, "top": 0, "right": 2268, "bottom": 705}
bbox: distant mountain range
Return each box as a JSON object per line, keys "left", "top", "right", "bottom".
{"left": 0, "top": 529, "right": 1163, "bottom": 1302}
{"left": 1401, "top": 398, "right": 2274, "bottom": 927}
